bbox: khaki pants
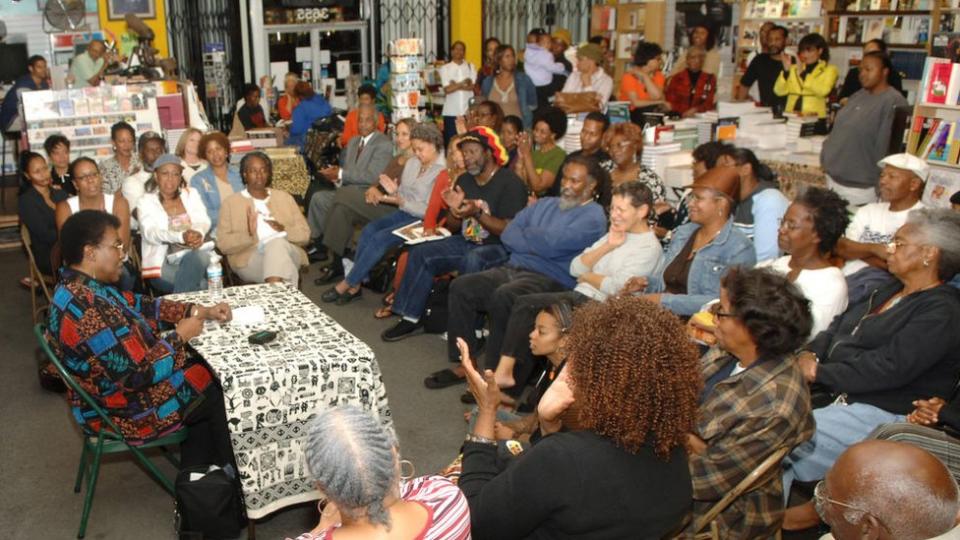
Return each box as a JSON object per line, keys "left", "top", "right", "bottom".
{"left": 234, "top": 239, "right": 303, "bottom": 286}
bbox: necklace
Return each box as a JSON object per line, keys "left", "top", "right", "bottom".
{"left": 477, "top": 166, "right": 499, "bottom": 186}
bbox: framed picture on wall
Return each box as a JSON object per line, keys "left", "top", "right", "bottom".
{"left": 107, "top": 0, "right": 156, "bottom": 20}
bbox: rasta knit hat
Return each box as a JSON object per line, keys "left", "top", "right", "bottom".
{"left": 457, "top": 126, "right": 509, "bottom": 167}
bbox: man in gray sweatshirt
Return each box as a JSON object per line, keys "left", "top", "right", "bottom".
{"left": 820, "top": 52, "right": 908, "bottom": 207}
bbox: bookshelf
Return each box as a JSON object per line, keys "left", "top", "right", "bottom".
{"left": 19, "top": 83, "right": 163, "bottom": 162}
{"left": 590, "top": 2, "right": 667, "bottom": 90}
{"left": 734, "top": 0, "right": 826, "bottom": 94}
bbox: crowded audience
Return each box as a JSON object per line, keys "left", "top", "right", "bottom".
{"left": 25, "top": 27, "right": 960, "bottom": 540}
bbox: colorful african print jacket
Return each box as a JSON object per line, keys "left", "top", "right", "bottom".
{"left": 688, "top": 347, "right": 814, "bottom": 538}
{"left": 47, "top": 268, "right": 212, "bottom": 442}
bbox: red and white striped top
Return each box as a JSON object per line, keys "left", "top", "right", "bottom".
{"left": 288, "top": 475, "right": 471, "bottom": 540}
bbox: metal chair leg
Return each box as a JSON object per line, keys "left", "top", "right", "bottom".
{"left": 78, "top": 435, "right": 105, "bottom": 539}
{"left": 128, "top": 445, "right": 176, "bottom": 495}
{"left": 73, "top": 441, "right": 89, "bottom": 493}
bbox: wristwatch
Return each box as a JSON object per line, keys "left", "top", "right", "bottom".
{"left": 464, "top": 433, "right": 497, "bottom": 446}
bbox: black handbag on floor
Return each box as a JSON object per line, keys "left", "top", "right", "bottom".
{"left": 175, "top": 465, "right": 244, "bottom": 539}
{"left": 365, "top": 246, "right": 401, "bottom": 294}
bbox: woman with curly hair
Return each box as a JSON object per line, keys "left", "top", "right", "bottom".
{"left": 458, "top": 296, "right": 700, "bottom": 539}
{"left": 602, "top": 121, "right": 666, "bottom": 209}
{"left": 687, "top": 266, "right": 814, "bottom": 538}
{"left": 757, "top": 186, "right": 850, "bottom": 338}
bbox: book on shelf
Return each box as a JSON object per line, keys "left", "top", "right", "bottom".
{"left": 908, "top": 116, "right": 960, "bottom": 166}
{"left": 925, "top": 60, "right": 953, "bottom": 104}
{"left": 932, "top": 32, "right": 960, "bottom": 61}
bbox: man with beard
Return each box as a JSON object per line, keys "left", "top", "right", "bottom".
{"left": 381, "top": 127, "right": 527, "bottom": 342}
{"left": 736, "top": 25, "right": 794, "bottom": 111}
{"left": 421, "top": 154, "right": 607, "bottom": 392}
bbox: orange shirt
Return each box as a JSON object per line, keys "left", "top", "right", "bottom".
{"left": 618, "top": 71, "right": 665, "bottom": 110}
{"left": 339, "top": 109, "right": 387, "bottom": 147}
{"left": 277, "top": 95, "right": 299, "bottom": 121}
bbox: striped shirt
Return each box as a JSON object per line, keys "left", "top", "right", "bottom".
{"left": 289, "top": 475, "right": 470, "bottom": 540}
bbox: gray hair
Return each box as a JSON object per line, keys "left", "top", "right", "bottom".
{"left": 907, "top": 208, "right": 960, "bottom": 281}
{"left": 686, "top": 45, "right": 707, "bottom": 59}
{"left": 410, "top": 122, "right": 445, "bottom": 152}
{"left": 846, "top": 474, "right": 960, "bottom": 539}
{"left": 304, "top": 406, "right": 398, "bottom": 528}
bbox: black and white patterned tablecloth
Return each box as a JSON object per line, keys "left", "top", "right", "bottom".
{"left": 169, "top": 283, "right": 393, "bottom": 519}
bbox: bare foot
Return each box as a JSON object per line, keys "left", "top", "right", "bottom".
{"left": 782, "top": 501, "right": 820, "bottom": 530}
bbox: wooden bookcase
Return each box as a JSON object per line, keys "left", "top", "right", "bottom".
{"left": 590, "top": 2, "right": 667, "bottom": 90}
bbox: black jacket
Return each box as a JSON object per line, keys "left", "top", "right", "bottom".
{"left": 808, "top": 280, "right": 960, "bottom": 415}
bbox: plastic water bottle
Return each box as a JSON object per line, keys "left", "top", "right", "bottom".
{"left": 207, "top": 252, "right": 223, "bottom": 303}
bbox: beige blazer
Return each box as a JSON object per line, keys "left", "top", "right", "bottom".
{"left": 216, "top": 189, "right": 310, "bottom": 269}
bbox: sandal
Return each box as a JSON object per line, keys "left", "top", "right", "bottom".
{"left": 382, "top": 292, "right": 396, "bottom": 306}
{"left": 374, "top": 305, "right": 395, "bottom": 319}
{"left": 423, "top": 368, "right": 465, "bottom": 389}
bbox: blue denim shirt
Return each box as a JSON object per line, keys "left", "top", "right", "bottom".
{"left": 648, "top": 218, "right": 756, "bottom": 315}
{"left": 189, "top": 166, "right": 244, "bottom": 230}
{"left": 480, "top": 71, "right": 538, "bottom": 129}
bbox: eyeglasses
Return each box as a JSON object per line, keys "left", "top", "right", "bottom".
{"left": 97, "top": 240, "right": 124, "bottom": 253}
{"left": 885, "top": 239, "right": 925, "bottom": 254}
{"left": 713, "top": 310, "right": 735, "bottom": 320}
{"left": 779, "top": 220, "right": 806, "bottom": 231}
{"left": 813, "top": 480, "right": 891, "bottom": 532}
{"left": 75, "top": 171, "right": 101, "bottom": 182}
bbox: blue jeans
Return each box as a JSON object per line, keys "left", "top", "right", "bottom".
{"left": 150, "top": 249, "right": 211, "bottom": 294}
{"left": 392, "top": 236, "right": 509, "bottom": 322}
{"left": 345, "top": 211, "right": 419, "bottom": 288}
{"left": 782, "top": 402, "right": 906, "bottom": 501}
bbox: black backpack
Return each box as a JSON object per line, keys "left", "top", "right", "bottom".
{"left": 175, "top": 465, "right": 245, "bottom": 539}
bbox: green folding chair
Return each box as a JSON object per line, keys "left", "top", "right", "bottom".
{"left": 34, "top": 324, "right": 188, "bottom": 539}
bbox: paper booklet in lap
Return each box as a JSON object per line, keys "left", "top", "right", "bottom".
{"left": 392, "top": 220, "right": 451, "bottom": 245}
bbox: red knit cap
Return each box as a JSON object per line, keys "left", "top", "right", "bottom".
{"left": 457, "top": 126, "right": 509, "bottom": 167}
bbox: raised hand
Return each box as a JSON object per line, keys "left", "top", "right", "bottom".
{"left": 441, "top": 185, "right": 466, "bottom": 211}
{"left": 459, "top": 337, "right": 502, "bottom": 412}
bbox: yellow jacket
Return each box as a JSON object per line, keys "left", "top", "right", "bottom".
{"left": 216, "top": 189, "right": 310, "bottom": 270}
{"left": 773, "top": 60, "right": 839, "bottom": 118}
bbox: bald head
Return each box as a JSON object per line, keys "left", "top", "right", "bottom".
{"left": 824, "top": 440, "right": 960, "bottom": 540}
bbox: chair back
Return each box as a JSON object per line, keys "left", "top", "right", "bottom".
{"left": 33, "top": 323, "right": 125, "bottom": 439}
{"left": 21, "top": 225, "right": 54, "bottom": 323}
{"left": 690, "top": 445, "right": 792, "bottom": 534}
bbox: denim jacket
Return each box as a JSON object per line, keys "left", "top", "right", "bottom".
{"left": 189, "top": 166, "right": 244, "bottom": 231}
{"left": 648, "top": 218, "right": 756, "bottom": 315}
{"left": 481, "top": 71, "right": 538, "bottom": 129}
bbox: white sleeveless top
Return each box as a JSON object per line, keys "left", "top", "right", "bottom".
{"left": 68, "top": 193, "right": 116, "bottom": 215}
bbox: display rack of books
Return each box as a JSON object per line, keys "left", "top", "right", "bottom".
{"left": 20, "top": 83, "right": 162, "bottom": 161}
{"left": 824, "top": 0, "right": 932, "bottom": 49}
{"left": 590, "top": 2, "right": 666, "bottom": 90}
{"left": 906, "top": 55, "right": 960, "bottom": 207}
{"left": 734, "top": 0, "right": 825, "bottom": 94}
{"left": 388, "top": 38, "right": 426, "bottom": 123}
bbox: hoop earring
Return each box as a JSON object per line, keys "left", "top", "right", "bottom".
{"left": 923, "top": 259, "right": 930, "bottom": 267}
{"left": 399, "top": 459, "right": 415, "bottom": 481}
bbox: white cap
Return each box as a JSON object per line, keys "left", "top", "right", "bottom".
{"left": 877, "top": 153, "right": 929, "bottom": 182}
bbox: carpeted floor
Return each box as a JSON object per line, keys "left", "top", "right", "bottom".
{"left": 0, "top": 250, "right": 468, "bottom": 539}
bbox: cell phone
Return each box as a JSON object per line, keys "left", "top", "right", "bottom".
{"left": 248, "top": 330, "right": 277, "bottom": 345}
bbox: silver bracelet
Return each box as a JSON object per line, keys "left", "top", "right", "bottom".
{"left": 464, "top": 433, "right": 497, "bottom": 446}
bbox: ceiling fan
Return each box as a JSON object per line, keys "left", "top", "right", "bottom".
{"left": 43, "top": 0, "right": 88, "bottom": 33}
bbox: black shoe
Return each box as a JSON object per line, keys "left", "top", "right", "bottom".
{"left": 336, "top": 287, "right": 363, "bottom": 305}
{"left": 381, "top": 319, "right": 424, "bottom": 342}
{"left": 320, "top": 287, "right": 341, "bottom": 303}
{"left": 307, "top": 244, "right": 329, "bottom": 263}
{"left": 314, "top": 264, "right": 343, "bottom": 286}
{"left": 460, "top": 391, "right": 476, "bottom": 404}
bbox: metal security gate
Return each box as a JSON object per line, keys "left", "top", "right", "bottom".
{"left": 483, "top": 0, "right": 605, "bottom": 49}
{"left": 166, "top": 0, "right": 245, "bottom": 131}
{"left": 376, "top": 0, "right": 449, "bottom": 64}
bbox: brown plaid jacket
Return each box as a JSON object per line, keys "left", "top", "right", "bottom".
{"left": 688, "top": 348, "right": 814, "bottom": 539}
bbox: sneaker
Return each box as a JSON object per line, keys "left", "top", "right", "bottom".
{"left": 381, "top": 319, "right": 424, "bottom": 342}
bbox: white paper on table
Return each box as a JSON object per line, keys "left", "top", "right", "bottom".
{"left": 231, "top": 305, "right": 266, "bottom": 326}
{"left": 319, "top": 50, "right": 332, "bottom": 65}
{"left": 336, "top": 60, "right": 351, "bottom": 79}
{"left": 295, "top": 47, "right": 311, "bottom": 63}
